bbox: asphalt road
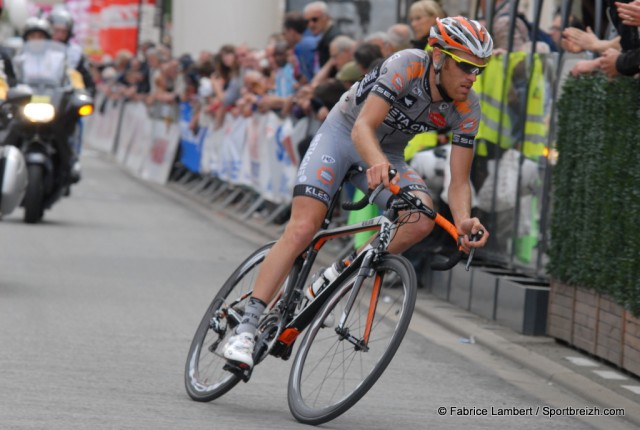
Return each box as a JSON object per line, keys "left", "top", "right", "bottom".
{"left": 0, "top": 150, "right": 635, "bottom": 430}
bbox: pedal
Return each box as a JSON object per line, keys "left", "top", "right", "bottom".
{"left": 270, "top": 340, "right": 296, "bottom": 361}
{"left": 223, "top": 360, "right": 253, "bottom": 382}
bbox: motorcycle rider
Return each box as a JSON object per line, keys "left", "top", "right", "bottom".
{"left": 21, "top": 17, "right": 52, "bottom": 41}
{"left": 17, "top": 16, "right": 83, "bottom": 183}
{"left": 46, "top": 7, "right": 91, "bottom": 183}
{"left": 47, "top": 6, "right": 95, "bottom": 95}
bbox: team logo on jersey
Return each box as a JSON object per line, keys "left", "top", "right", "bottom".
{"left": 428, "top": 112, "right": 446, "bottom": 128}
{"left": 391, "top": 73, "right": 405, "bottom": 91}
{"left": 439, "top": 103, "right": 449, "bottom": 112}
{"left": 355, "top": 64, "right": 382, "bottom": 104}
{"left": 385, "top": 107, "right": 436, "bottom": 133}
{"left": 317, "top": 166, "right": 335, "bottom": 185}
{"left": 460, "top": 118, "right": 478, "bottom": 133}
{"left": 298, "top": 133, "right": 322, "bottom": 179}
{"left": 454, "top": 99, "right": 472, "bottom": 114}
{"left": 412, "top": 86, "right": 423, "bottom": 97}
{"left": 321, "top": 155, "right": 336, "bottom": 164}
{"left": 402, "top": 95, "right": 417, "bottom": 108}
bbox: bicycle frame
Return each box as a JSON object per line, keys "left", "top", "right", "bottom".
{"left": 261, "top": 180, "right": 467, "bottom": 361}
{"left": 273, "top": 214, "right": 396, "bottom": 352}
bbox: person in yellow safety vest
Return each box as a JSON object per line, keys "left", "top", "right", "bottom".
{"left": 473, "top": 51, "right": 547, "bottom": 160}
{"left": 473, "top": 51, "right": 546, "bottom": 263}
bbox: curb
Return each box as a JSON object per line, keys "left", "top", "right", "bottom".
{"left": 412, "top": 299, "right": 640, "bottom": 428}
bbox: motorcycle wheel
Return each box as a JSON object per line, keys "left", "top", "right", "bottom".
{"left": 24, "top": 164, "right": 45, "bottom": 224}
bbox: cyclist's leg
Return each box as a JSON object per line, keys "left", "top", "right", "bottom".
{"left": 251, "top": 196, "right": 327, "bottom": 306}
{"left": 249, "top": 117, "right": 358, "bottom": 308}
{"left": 224, "top": 119, "right": 356, "bottom": 366}
{"left": 224, "top": 195, "right": 327, "bottom": 366}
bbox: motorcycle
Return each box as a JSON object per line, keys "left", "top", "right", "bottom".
{"left": 0, "top": 144, "right": 28, "bottom": 218}
{"left": 1, "top": 39, "right": 93, "bottom": 223}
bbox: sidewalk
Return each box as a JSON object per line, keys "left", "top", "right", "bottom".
{"left": 163, "top": 178, "right": 640, "bottom": 427}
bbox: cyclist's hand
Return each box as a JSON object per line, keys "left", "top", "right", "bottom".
{"left": 457, "top": 218, "right": 489, "bottom": 253}
{"left": 366, "top": 161, "right": 392, "bottom": 190}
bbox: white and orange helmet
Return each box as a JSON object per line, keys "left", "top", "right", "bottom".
{"left": 429, "top": 16, "right": 493, "bottom": 58}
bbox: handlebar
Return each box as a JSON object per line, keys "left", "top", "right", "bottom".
{"left": 341, "top": 169, "right": 483, "bottom": 271}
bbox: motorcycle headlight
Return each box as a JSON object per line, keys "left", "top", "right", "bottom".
{"left": 78, "top": 104, "right": 93, "bottom": 116}
{"left": 23, "top": 103, "right": 55, "bottom": 123}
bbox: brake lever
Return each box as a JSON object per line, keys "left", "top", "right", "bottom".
{"left": 465, "top": 230, "right": 484, "bottom": 271}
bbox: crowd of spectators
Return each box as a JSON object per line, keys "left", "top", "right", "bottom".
{"left": 89, "top": 0, "right": 639, "bottom": 149}
{"left": 90, "top": 1, "right": 439, "bottom": 149}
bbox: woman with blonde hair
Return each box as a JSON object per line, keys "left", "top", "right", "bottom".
{"left": 409, "top": 0, "right": 446, "bottom": 49}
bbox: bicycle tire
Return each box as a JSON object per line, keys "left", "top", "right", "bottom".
{"left": 287, "top": 254, "right": 417, "bottom": 425}
{"left": 184, "top": 242, "right": 274, "bottom": 402}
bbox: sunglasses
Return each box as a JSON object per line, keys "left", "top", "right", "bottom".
{"left": 305, "top": 16, "right": 321, "bottom": 24}
{"left": 440, "top": 49, "right": 486, "bottom": 76}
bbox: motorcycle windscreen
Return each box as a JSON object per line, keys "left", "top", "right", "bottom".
{"left": 14, "top": 40, "right": 68, "bottom": 87}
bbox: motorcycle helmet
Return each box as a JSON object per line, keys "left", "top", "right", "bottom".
{"left": 0, "top": 145, "right": 28, "bottom": 216}
{"left": 22, "top": 17, "right": 52, "bottom": 41}
{"left": 48, "top": 6, "right": 74, "bottom": 43}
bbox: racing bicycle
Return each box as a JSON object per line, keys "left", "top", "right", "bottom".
{"left": 184, "top": 167, "right": 478, "bottom": 425}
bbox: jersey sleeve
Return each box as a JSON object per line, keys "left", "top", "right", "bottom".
{"left": 367, "top": 51, "right": 421, "bottom": 105}
{"left": 450, "top": 92, "right": 481, "bottom": 149}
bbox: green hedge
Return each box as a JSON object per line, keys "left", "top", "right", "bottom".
{"left": 549, "top": 75, "right": 640, "bottom": 316}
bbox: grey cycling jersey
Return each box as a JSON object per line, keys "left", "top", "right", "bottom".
{"left": 336, "top": 49, "right": 481, "bottom": 152}
{"left": 293, "top": 48, "right": 481, "bottom": 208}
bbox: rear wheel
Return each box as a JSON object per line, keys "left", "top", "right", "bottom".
{"left": 185, "top": 242, "right": 291, "bottom": 402}
{"left": 24, "top": 164, "right": 44, "bottom": 224}
{"left": 288, "top": 254, "right": 417, "bottom": 425}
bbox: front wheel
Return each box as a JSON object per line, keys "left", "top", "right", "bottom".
{"left": 288, "top": 254, "right": 417, "bottom": 425}
{"left": 24, "top": 164, "right": 45, "bottom": 224}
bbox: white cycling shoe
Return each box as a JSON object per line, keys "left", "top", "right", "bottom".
{"left": 222, "top": 332, "right": 255, "bottom": 367}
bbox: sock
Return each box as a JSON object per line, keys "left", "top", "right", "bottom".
{"left": 236, "top": 297, "right": 267, "bottom": 336}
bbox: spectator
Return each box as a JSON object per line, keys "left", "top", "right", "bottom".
{"left": 336, "top": 60, "right": 364, "bottom": 88}
{"left": 387, "top": 23, "right": 414, "bottom": 52}
{"left": 353, "top": 42, "right": 383, "bottom": 72}
{"left": 257, "top": 40, "right": 297, "bottom": 114}
{"left": 487, "top": 0, "right": 531, "bottom": 52}
{"left": 312, "top": 35, "right": 356, "bottom": 86}
{"left": 570, "top": 0, "right": 640, "bottom": 77}
{"left": 363, "top": 31, "right": 394, "bottom": 57}
{"left": 140, "top": 47, "right": 163, "bottom": 94}
{"left": 117, "top": 57, "right": 145, "bottom": 102}
{"left": 209, "top": 45, "right": 242, "bottom": 127}
{"left": 617, "top": 0, "right": 640, "bottom": 26}
{"left": 562, "top": 22, "right": 620, "bottom": 54}
{"left": 408, "top": 0, "right": 446, "bottom": 49}
{"left": 599, "top": 0, "right": 640, "bottom": 77}
{"left": 304, "top": 1, "right": 342, "bottom": 72}
{"left": 282, "top": 11, "right": 319, "bottom": 84}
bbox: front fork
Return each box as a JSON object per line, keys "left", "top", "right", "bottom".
{"left": 334, "top": 250, "right": 379, "bottom": 352}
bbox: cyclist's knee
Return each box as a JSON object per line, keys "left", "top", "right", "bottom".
{"left": 407, "top": 215, "right": 435, "bottom": 240}
{"left": 283, "top": 215, "right": 321, "bottom": 248}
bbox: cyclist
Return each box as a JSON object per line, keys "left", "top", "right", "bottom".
{"left": 224, "top": 16, "right": 492, "bottom": 367}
